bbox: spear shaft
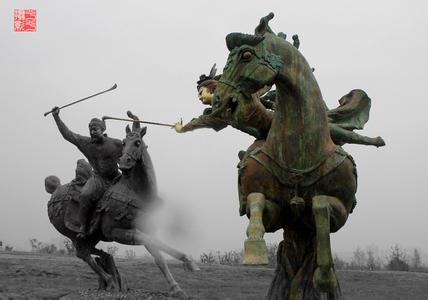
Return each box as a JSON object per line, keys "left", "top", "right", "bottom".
{"left": 44, "top": 84, "right": 117, "bottom": 117}
{"left": 102, "top": 116, "right": 174, "bottom": 127}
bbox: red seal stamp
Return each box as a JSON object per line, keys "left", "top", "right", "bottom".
{"left": 14, "top": 9, "right": 37, "bottom": 32}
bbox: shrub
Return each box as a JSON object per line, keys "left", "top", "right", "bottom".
{"left": 106, "top": 245, "right": 119, "bottom": 257}
{"left": 39, "top": 243, "right": 58, "bottom": 254}
{"left": 125, "top": 249, "right": 136, "bottom": 259}
{"left": 266, "top": 243, "right": 278, "bottom": 268}
{"left": 63, "top": 239, "right": 76, "bottom": 256}
{"left": 387, "top": 245, "right": 409, "bottom": 271}
{"left": 200, "top": 251, "right": 216, "bottom": 264}
{"left": 217, "top": 250, "right": 242, "bottom": 266}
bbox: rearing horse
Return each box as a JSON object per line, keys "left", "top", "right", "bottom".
{"left": 46, "top": 114, "right": 199, "bottom": 299}
{"left": 211, "top": 13, "right": 357, "bottom": 298}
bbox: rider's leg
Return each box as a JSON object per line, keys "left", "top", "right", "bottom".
{"left": 77, "top": 177, "right": 97, "bottom": 238}
{"left": 329, "top": 123, "right": 385, "bottom": 147}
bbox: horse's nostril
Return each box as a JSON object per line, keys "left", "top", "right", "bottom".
{"left": 127, "top": 158, "right": 131, "bottom": 162}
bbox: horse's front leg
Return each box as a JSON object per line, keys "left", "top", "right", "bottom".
{"left": 109, "top": 228, "right": 194, "bottom": 299}
{"left": 312, "top": 195, "right": 348, "bottom": 292}
{"left": 145, "top": 244, "right": 187, "bottom": 299}
{"left": 243, "top": 192, "right": 281, "bottom": 265}
{"left": 243, "top": 192, "right": 268, "bottom": 264}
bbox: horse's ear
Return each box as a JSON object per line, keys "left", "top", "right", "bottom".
{"left": 126, "top": 124, "right": 131, "bottom": 134}
{"left": 139, "top": 126, "right": 147, "bottom": 137}
{"left": 255, "top": 12, "right": 275, "bottom": 35}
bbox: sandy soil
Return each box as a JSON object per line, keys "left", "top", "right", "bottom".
{"left": 1, "top": 251, "right": 427, "bottom": 299}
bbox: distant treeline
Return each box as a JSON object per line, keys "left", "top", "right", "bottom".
{"left": 199, "top": 244, "right": 427, "bottom": 273}
{"left": 1, "top": 239, "right": 426, "bottom": 273}
{"left": 333, "top": 245, "right": 426, "bottom": 272}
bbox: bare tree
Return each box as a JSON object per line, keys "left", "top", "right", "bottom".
{"left": 366, "top": 246, "right": 382, "bottom": 271}
{"left": 410, "top": 248, "right": 422, "bottom": 271}
{"left": 350, "top": 247, "right": 367, "bottom": 269}
{"left": 333, "top": 252, "right": 348, "bottom": 270}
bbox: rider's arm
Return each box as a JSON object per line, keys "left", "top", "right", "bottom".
{"left": 53, "top": 112, "right": 85, "bottom": 147}
{"left": 179, "top": 114, "right": 228, "bottom": 133}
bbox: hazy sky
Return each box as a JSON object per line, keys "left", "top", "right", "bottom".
{"left": 0, "top": 1, "right": 427, "bottom": 259}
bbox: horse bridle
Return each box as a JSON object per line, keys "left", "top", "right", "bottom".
{"left": 123, "top": 140, "right": 147, "bottom": 163}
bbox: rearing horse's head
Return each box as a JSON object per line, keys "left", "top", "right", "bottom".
{"left": 211, "top": 13, "right": 284, "bottom": 120}
{"left": 118, "top": 115, "right": 148, "bottom": 174}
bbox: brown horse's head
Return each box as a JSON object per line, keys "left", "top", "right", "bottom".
{"left": 211, "top": 13, "right": 283, "bottom": 121}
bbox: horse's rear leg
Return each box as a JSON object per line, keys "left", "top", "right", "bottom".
{"left": 91, "top": 248, "right": 128, "bottom": 291}
{"left": 111, "top": 228, "right": 199, "bottom": 271}
{"left": 243, "top": 192, "right": 268, "bottom": 265}
{"left": 145, "top": 244, "right": 187, "bottom": 299}
{"left": 312, "top": 195, "right": 348, "bottom": 292}
{"left": 75, "top": 244, "right": 117, "bottom": 291}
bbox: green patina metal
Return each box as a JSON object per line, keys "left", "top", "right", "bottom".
{"left": 211, "top": 13, "right": 383, "bottom": 299}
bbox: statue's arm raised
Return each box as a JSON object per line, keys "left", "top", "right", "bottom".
{"left": 52, "top": 107, "right": 83, "bottom": 146}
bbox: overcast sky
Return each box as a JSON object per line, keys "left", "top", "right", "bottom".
{"left": 0, "top": 0, "right": 427, "bottom": 259}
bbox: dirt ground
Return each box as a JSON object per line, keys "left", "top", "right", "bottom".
{"left": 1, "top": 251, "right": 427, "bottom": 299}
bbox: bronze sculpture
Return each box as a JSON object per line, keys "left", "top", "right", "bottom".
{"left": 175, "top": 62, "right": 385, "bottom": 149}
{"left": 52, "top": 106, "right": 123, "bottom": 238}
{"left": 205, "top": 13, "right": 384, "bottom": 299}
{"left": 46, "top": 112, "right": 198, "bottom": 299}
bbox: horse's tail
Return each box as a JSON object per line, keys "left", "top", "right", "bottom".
{"left": 45, "top": 175, "right": 61, "bottom": 194}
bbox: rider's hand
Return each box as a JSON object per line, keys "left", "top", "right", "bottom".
{"left": 173, "top": 118, "right": 183, "bottom": 133}
{"left": 52, "top": 106, "right": 60, "bottom": 116}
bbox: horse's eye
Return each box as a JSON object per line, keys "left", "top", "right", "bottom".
{"left": 122, "top": 140, "right": 126, "bottom": 146}
{"left": 242, "top": 51, "right": 252, "bottom": 61}
{"left": 135, "top": 140, "right": 141, "bottom": 147}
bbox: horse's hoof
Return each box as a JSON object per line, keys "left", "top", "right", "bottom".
{"left": 105, "top": 276, "right": 119, "bottom": 291}
{"left": 313, "top": 266, "right": 337, "bottom": 293}
{"left": 183, "top": 258, "right": 200, "bottom": 272}
{"left": 375, "top": 136, "right": 386, "bottom": 147}
{"left": 170, "top": 284, "right": 188, "bottom": 299}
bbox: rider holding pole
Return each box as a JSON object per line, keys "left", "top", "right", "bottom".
{"left": 51, "top": 107, "right": 122, "bottom": 238}
{"left": 174, "top": 65, "right": 385, "bottom": 148}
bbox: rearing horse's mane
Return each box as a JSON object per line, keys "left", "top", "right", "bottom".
{"left": 225, "top": 13, "right": 275, "bottom": 51}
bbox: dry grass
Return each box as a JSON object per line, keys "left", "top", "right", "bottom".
{"left": 1, "top": 251, "right": 427, "bottom": 299}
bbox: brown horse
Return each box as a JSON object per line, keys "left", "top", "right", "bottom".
{"left": 46, "top": 115, "right": 198, "bottom": 299}
{"left": 211, "top": 13, "right": 358, "bottom": 298}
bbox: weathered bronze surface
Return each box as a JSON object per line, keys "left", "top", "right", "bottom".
{"left": 47, "top": 111, "right": 198, "bottom": 299}
{"left": 208, "top": 13, "right": 384, "bottom": 299}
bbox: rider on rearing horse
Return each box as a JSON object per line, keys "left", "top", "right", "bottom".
{"left": 51, "top": 106, "right": 123, "bottom": 238}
